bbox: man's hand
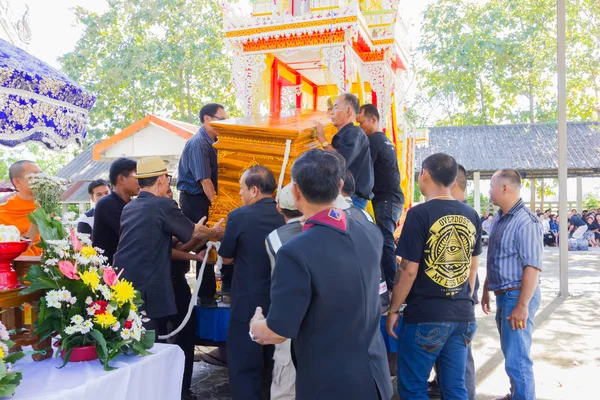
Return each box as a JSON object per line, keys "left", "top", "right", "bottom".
{"left": 193, "top": 217, "right": 212, "bottom": 239}
{"left": 210, "top": 218, "right": 225, "bottom": 238}
{"left": 250, "top": 306, "right": 266, "bottom": 327}
{"left": 386, "top": 312, "right": 400, "bottom": 339}
{"left": 507, "top": 303, "right": 528, "bottom": 330}
{"left": 481, "top": 290, "right": 491, "bottom": 315}
{"left": 193, "top": 249, "right": 207, "bottom": 263}
{"left": 315, "top": 121, "right": 326, "bottom": 143}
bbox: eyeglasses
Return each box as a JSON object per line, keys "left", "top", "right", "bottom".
{"left": 210, "top": 115, "right": 226, "bottom": 121}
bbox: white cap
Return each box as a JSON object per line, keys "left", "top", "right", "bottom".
{"left": 278, "top": 183, "right": 298, "bottom": 211}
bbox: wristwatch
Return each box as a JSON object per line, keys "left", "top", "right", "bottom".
{"left": 321, "top": 141, "right": 330, "bottom": 148}
{"left": 248, "top": 329, "right": 258, "bottom": 342}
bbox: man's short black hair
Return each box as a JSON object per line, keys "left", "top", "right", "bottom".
{"left": 199, "top": 103, "right": 224, "bottom": 124}
{"left": 8, "top": 160, "right": 35, "bottom": 188}
{"left": 88, "top": 179, "right": 111, "bottom": 195}
{"left": 341, "top": 169, "right": 355, "bottom": 197}
{"left": 109, "top": 158, "right": 137, "bottom": 186}
{"left": 138, "top": 176, "right": 159, "bottom": 188}
{"left": 359, "top": 103, "right": 380, "bottom": 122}
{"left": 292, "top": 150, "right": 342, "bottom": 204}
{"left": 497, "top": 169, "right": 522, "bottom": 189}
{"left": 421, "top": 153, "right": 458, "bottom": 187}
{"left": 341, "top": 93, "right": 360, "bottom": 116}
{"left": 243, "top": 165, "right": 276, "bottom": 195}
{"left": 545, "top": 209, "right": 551, "bottom": 213}
{"left": 456, "top": 164, "right": 467, "bottom": 192}
{"left": 281, "top": 208, "right": 303, "bottom": 219}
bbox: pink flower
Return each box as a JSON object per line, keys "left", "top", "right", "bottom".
{"left": 103, "top": 268, "right": 120, "bottom": 287}
{"left": 69, "top": 229, "right": 82, "bottom": 252}
{"left": 58, "top": 261, "right": 80, "bottom": 280}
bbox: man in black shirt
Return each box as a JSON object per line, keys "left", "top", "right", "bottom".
{"left": 77, "top": 179, "right": 111, "bottom": 235}
{"left": 250, "top": 150, "right": 392, "bottom": 400}
{"left": 387, "top": 153, "right": 481, "bottom": 399}
{"left": 357, "top": 103, "right": 404, "bottom": 291}
{"left": 92, "top": 158, "right": 139, "bottom": 265}
{"left": 315, "top": 92, "right": 374, "bottom": 210}
{"left": 218, "top": 165, "right": 285, "bottom": 400}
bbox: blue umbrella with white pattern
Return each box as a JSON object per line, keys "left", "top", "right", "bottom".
{"left": 0, "top": 38, "right": 96, "bottom": 149}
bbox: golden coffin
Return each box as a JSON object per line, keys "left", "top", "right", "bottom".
{"left": 208, "top": 110, "right": 335, "bottom": 222}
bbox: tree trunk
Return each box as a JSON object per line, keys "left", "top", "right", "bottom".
{"left": 528, "top": 82, "right": 535, "bottom": 125}
{"left": 479, "top": 79, "right": 487, "bottom": 124}
{"left": 178, "top": 66, "right": 185, "bottom": 117}
{"left": 540, "top": 179, "right": 545, "bottom": 211}
{"left": 186, "top": 70, "right": 192, "bottom": 118}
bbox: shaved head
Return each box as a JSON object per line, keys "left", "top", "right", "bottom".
{"left": 9, "top": 160, "right": 37, "bottom": 188}
{"left": 494, "top": 169, "right": 522, "bottom": 191}
{"left": 8, "top": 160, "right": 41, "bottom": 199}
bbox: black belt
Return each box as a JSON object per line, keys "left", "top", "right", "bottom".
{"left": 494, "top": 286, "right": 521, "bottom": 296}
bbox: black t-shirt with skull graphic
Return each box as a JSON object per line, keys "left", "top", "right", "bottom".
{"left": 396, "top": 199, "right": 482, "bottom": 323}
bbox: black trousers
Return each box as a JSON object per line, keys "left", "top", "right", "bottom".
{"left": 227, "top": 318, "right": 274, "bottom": 400}
{"left": 180, "top": 191, "right": 215, "bottom": 303}
{"left": 144, "top": 277, "right": 196, "bottom": 392}
{"left": 172, "top": 274, "right": 196, "bottom": 392}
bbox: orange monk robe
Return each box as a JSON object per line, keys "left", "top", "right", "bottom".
{"left": 0, "top": 195, "right": 42, "bottom": 256}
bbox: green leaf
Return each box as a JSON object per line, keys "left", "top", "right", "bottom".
{"left": 89, "top": 329, "right": 109, "bottom": 364}
{"left": 4, "top": 351, "right": 25, "bottom": 364}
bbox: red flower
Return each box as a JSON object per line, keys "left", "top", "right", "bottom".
{"left": 124, "top": 320, "right": 133, "bottom": 329}
{"left": 89, "top": 300, "right": 108, "bottom": 315}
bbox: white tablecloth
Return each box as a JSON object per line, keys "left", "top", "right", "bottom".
{"left": 12, "top": 343, "right": 185, "bottom": 400}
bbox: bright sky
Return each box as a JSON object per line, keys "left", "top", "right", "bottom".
{"left": 18, "top": 0, "right": 600, "bottom": 198}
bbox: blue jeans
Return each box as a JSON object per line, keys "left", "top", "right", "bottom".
{"left": 351, "top": 195, "right": 368, "bottom": 210}
{"left": 398, "top": 321, "right": 477, "bottom": 399}
{"left": 495, "top": 287, "right": 541, "bottom": 400}
{"left": 373, "top": 200, "right": 403, "bottom": 289}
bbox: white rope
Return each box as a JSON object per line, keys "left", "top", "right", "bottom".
{"left": 158, "top": 241, "right": 221, "bottom": 340}
{"left": 275, "top": 139, "right": 293, "bottom": 202}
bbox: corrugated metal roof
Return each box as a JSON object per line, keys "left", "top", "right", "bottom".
{"left": 0, "top": 181, "right": 15, "bottom": 204}
{"left": 415, "top": 122, "right": 600, "bottom": 179}
{"left": 56, "top": 140, "right": 111, "bottom": 182}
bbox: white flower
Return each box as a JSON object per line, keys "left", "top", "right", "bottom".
{"left": 71, "top": 315, "right": 84, "bottom": 325}
{"left": 79, "top": 320, "right": 93, "bottom": 334}
{"left": 85, "top": 297, "right": 92, "bottom": 305}
{"left": 45, "top": 258, "right": 59, "bottom": 266}
{"left": 111, "top": 321, "right": 121, "bottom": 332}
{"left": 0, "top": 330, "right": 9, "bottom": 341}
{"left": 64, "top": 326, "right": 77, "bottom": 335}
{"left": 120, "top": 329, "right": 131, "bottom": 340}
{"left": 86, "top": 307, "right": 95, "bottom": 316}
{"left": 69, "top": 297, "right": 77, "bottom": 305}
{"left": 43, "top": 267, "right": 50, "bottom": 273}
{"left": 98, "top": 285, "right": 112, "bottom": 301}
{"left": 106, "top": 304, "right": 116, "bottom": 314}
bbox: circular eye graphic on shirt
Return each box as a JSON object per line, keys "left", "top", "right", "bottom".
{"left": 424, "top": 215, "right": 477, "bottom": 291}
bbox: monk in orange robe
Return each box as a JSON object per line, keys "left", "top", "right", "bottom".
{"left": 0, "top": 161, "right": 42, "bottom": 256}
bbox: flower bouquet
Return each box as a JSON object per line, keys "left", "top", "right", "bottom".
{"left": 21, "top": 173, "right": 155, "bottom": 370}
{"left": 0, "top": 321, "right": 25, "bottom": 397}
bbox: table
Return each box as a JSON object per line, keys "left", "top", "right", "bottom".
{"left": 12, "top": 343, "right": 184, "bottom": 400}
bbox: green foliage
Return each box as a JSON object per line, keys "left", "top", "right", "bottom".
{"left": 413, "top": 180, "right": 422, "bottom": 202}
{"left": 467, "top": 190, "right": 490, "bottom": 214}
{"left": 60, "top": 0, "right": 241, "bottom": 140}
{"left": 412, "top": 0, "right": 600, "bottom": 126}
{"left": 0, "top": 143, "right": 74, "bottom": 182}
{"left": 584, "top": 192, "right": 600, "bottom": 209}
{"left": 524, "top": 179, "right": 558, "bottom": 199}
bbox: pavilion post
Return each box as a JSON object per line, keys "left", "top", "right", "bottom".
{"left": 530, "top": 178, "right": 536, "bottom": 211}
{"left": 557, "top": 0, "right": 569, "bottom": 297}
{"left": 576, "top": 176, "right": 583, "bottom": 212}
{"left": 473, "top": 171, "right": 481, "bottom": 214}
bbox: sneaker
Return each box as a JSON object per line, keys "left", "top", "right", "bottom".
{"left": 181, "top": 389, "right": 198, "bottom": 400}
{"left": 427, "top": 380, "right": 441, "bottom": 398}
